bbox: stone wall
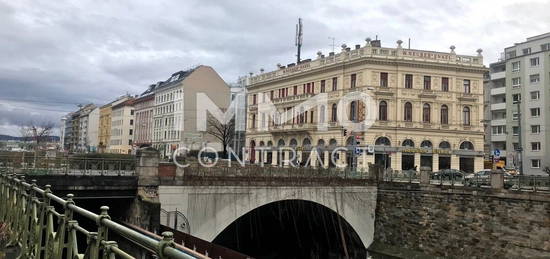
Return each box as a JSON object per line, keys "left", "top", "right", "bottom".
{"left": 371, "top": 183, "right": 550, "bottom": 258}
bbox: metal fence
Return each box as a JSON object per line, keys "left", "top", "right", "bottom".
{"left": 0, "top": 171, "right": 200, "bottom": 259}
{"left": 381, "top": 169, "right": 550, "bottom": 192}
{"left": 0, "top": 156, "right": 136, "bottom": 176}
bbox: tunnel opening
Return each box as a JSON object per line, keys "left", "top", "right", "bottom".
{"left": 212, "top": 199, "right": 367, "bottom": 259}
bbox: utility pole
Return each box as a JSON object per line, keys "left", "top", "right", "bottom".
{"left": 516, "top": 100, "right": 523, "bottom": 175}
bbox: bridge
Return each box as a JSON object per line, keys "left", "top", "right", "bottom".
{"left": 1, "top": 150, "right": 550, "bottom": 258}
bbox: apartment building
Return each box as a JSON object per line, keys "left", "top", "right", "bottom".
{"left": 486, "top": 32, "right": 550, "bottom": 175}
{"left": 245, "top": 39, "right": 487, "bottom": 173}
{"left": 108, "top": 98, "right": 135, "bottom": 154}
{"left": 98, "top": 95, "right": 132, "bottom": 153}
{"left": 77, "top": 104, "right": 99, "bottom": 152}
{"left": 152, "top": 65, "right": 230, "bottom": 158}
{"left": 134, "top": 85, "right": 156, "bottom": 147}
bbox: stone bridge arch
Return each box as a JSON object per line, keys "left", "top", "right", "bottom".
{"left": 158, "top": 185, "right": 377, "bottom": 248}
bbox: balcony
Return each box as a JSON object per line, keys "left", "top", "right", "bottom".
{"left": 490, "top": 119, "right": 507, "bottom": 126}
{"left": 490, "top": 87, "right": 506, "bottom": 96}
{"left": 490, "top": 71, "right": 505, "bottom": 80}
{"left": 491, "top": 134, "right": 507, "bottom": 142}
{"left": 491, "top": 103, "right": 506, "bottom": 110}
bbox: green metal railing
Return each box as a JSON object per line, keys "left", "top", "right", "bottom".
{"left": 0, "top": 172, "right": 198, "bottom": 259}
{"left": 0, "top": 156, "right": 136, "bottom": 176}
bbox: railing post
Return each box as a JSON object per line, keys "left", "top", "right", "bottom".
{"left": 158, "top": 232, "right": 176, "bottom": 259}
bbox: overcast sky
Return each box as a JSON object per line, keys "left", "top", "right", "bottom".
{"left": 0, "top": 0, "right": 549, "bottom": 136}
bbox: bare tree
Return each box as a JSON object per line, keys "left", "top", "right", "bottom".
{"left": 19, "top": 121, "right": 55, "bottom": 151}
{"left": 206, "top": 115, "right": 235, "bottom": 158}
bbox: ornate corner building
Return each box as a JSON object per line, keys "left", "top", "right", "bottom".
{"left": 244, "top": 39, "right": 487, "bottom": 173}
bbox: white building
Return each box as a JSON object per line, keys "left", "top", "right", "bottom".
{"left": 152, "top": 65, "right": 230, "bottom": 158}
{"left": 76, "top": 104, "right": 99, "bottom": 153}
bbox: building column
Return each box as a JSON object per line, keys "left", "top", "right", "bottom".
{"left": 340, "top": 151, "right": 347, "bottom": 167}
{"left": 474, "top": 156, "right": 484, "bottom": 172}
{"left": 451, "top": 155, "right": 460, "bottom": 170}
{"left": 324, "top": 151, "right": 330, "bottom": 168}
{"left": 432, "top": 154, "right": 439, "bottom": 172}
{"left": 254, "top": 149, "right": 260, "bottom": 164}
{"left": 284, "top": 150, "right": 290, "bottom": 166}
{"left": 414, "top": 153, "right": 421, "bottom": 169}
{"left": 393, "top": 152, "right": 402, "bottom": 171}
{"left": 272, "top": 150, "right": 278, "bottom": 166}
{"left": 310, "top": 149, "right": 317, "bottom": 168}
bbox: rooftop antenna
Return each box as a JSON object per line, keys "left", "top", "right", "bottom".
{"left": 295, "top": 18, "right": 303, "bottom": 63}
{"left": 328, "top": 36, "right": 336, "bottom": 52}
{"left": 408, "top": 38, "right": 411, "bottom": 49}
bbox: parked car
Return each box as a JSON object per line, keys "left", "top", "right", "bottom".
{"left": 464, "top": 169, "right": 492, "bottom": 186}
{"left": 432, "top": 169, "right": 465, "bottom": 180}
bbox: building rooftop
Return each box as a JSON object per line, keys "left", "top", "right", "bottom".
{"left": 247, "top": 39, "right": 484, "bottom": 86}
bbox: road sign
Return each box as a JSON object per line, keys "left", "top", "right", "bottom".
{"left": 493, "top": 149, "right": 501, "bottom": 157}
{"left": 355, "top": 147, "right": 362, "bottom": 155}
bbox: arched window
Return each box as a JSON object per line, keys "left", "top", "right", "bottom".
{"left": 463, "top": 106, "right": 471, "bottom": 126}
{"left": 439, "top": 141, "right": 451, "bottom": 149}
{"left": 423, "top": 103, "right": 431, "bottom": 123}
{"left": 404, "top": 102, "right": 412, "bottom": 121}
{"left": 379, "top": 101, "right": 388, "bottom": 121}
{"left": 350, "top": 101, "right": 357, "bottom": 122}
{"left": 375, "top": 137, "right": 391, "bottom": 146}
{"left": 440, "top": 105, "right": 449, "bottom": 125}
{"left": 319, "top": 105, "right": 326, "bottom": 123}
{"left": 289, "top": 139, "right": 298, "bottom": 147}
{"left": 331, "top": 104, "right": 337, "bottom": 122}
{"left": 302, "top": 138, "right": 312, "bottom": 148}
{"left": 277, "top": 139, "right": 285, "bottom": 147}
{"left": 329, "top": 139, "right": 337, "bottom": 148}
{"left": 420, "top": 140, "right": 432, "bottom": 148}
{"left": 460, "top": 141, "right": 474, "bottom": 150}
{"left": 402, "top": 139, "right": 415, "bottom": 147}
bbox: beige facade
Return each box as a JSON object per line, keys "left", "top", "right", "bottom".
{"left": 245, "top": 40, "right": 487, "bottom": 173}
{"left": 108, "top": 99, "right": 135, "bottom": 154}
{"left": 98, "top": 95, "right": 131, "bottom": 153}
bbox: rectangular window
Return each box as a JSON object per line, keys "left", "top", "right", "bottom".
{"left": 404, "top": 74, "right": 413, "bottom": 89}
{"left": 531, "top": 91, "right": 540, "bottom": 100}
{"left": 351, "top": 74, "right": 357, "bottom": 88}
{"left": 492, "top": 126, "right": 506, "bottom": 135}
{"left": 129, "top": 129, "right": 133, "bottom": 135}
{"left": 380, "top": 72, "right": 388, "bottom": 88}
{"left": 513, "top": 112, "right": 519, "bottom": 121}
{"left": 320, "top": 80, "right": 326, "bottom": 93}
{"left": 270, "top": 90, "right": 274, "bottom": 100}
{"left": 512, "top": 94, "right": 521, "bottom": 103}
{"left": 531, "top": 125, "right": 541, "bottom": 134}
{"left": 130, "top": 119, "right": 134, "bottom": 126}
{"left": 512, "top": 126, "right": 519, "bottom": 135}
{"left": 541, "top": 43, "right": 550, "bottom": 51}
{"left": 522, "top": 48, "right": 531, "bottom": 55}
{"left": 529, "top": 74, "right": 540, "bottom": 83}
{"left": 531, "top": 159, "right": 541, "bottom": 168}
{"left": 129, "top": 139, "right": 133, "bottom": 145}
{"left": 512, "top": 61, "right": 520, "bottom": 72}
{"left": 530, "top": 57, "right": 540, "bottom": 66}
{"left": 512, "top": 77, "right": 521, "bottom": 88}
{"left": 441, "top": 77, "right": 449, "bottom": 91}
{"left": 506, "top": 50, "right": 516, "bottom": 59}
{"left": 293, "top": 85, "right": 298, "bottom": 95}
{"left": 423, "top": 76, "right": 431, "bottom": 90}
{"left": 531, "top": 108, "right": 540, "bottom": 117}
{"left": 332, "top": 77, "right": 338, "bottom": 91}
{"left": 253, "top": 94, "right": 257, "bottom": 104}
{"left": 463, "top": 79, "right": 471, "bottom": 93}
{"left": 130, "top": 110, "right": 134, "bottom": 115}
{"left": 513, "top": 143, "right": 520, "bottom": 151}
{"left": 531, "top": 142, "right": 541, "bottom": 151}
